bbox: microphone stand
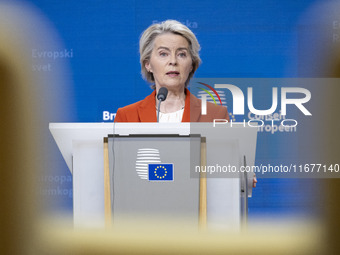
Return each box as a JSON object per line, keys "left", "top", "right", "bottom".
{"left": 156, "top": 87, "right": 168, "bottom": 122}
{"left": 157, "top": 99, "right": 162, "bottom": 123}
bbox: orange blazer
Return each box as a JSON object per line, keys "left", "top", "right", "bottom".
{"left": 114, "top": 88, "right": 229, "bottom": 122}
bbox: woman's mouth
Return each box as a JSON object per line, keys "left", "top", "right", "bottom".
{"left": 166, "top": 71, "right": 180, "bottom": 77}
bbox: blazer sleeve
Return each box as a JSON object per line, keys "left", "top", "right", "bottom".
{"left": 114, "top": 108, "right": 127, "bottom": 122}
{"left": 206, "top": 102, "right": 230, "bottom": 121}
{"left": 220, "top": 106, "right": 230, "bottom": 121}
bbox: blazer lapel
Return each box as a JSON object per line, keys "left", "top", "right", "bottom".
{"left": 182, "top": 89, "right": 201, "bottom": 122}
{"left": 137, "top": 90, "right": 157, "bottom": 122}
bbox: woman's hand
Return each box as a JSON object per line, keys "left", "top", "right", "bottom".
{"left": 253, "top": 174, "right": 257, "bottom": 188}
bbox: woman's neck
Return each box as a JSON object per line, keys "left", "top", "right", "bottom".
{"left": 156, "top": 88, "right": 186, "bottom": 113}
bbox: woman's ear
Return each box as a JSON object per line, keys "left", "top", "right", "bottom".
{"left": 145, "top": 61, "right": 152, "bottom": 73}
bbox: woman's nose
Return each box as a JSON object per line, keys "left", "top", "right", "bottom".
{"left": 169, "top": 53, "right": 177, "bottom": 65}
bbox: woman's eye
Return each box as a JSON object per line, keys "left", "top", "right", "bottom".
{"left": 178, "top": 52, "right": 187, "bottom": 57}
{"left": 159, "top": 52, "right": 168, "bottom": 57}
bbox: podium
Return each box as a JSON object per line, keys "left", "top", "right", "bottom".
{"left": 50, "top": 123, "right": 257, "bottom": 229}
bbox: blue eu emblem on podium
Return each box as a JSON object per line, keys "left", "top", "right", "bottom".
{"left": 148, "top": 164, "right": 174, "bottom": 181}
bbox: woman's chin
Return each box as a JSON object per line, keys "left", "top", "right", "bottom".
{"left": 157, "top": 82, "right": 185, "bottom": 91}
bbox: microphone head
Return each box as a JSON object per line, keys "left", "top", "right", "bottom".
{"left": 157, "top": 87, "right": 168, "bottom": 101}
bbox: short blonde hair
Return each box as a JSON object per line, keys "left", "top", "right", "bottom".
{"left": 139, "top": 20, "right": 201, "bottom": 88}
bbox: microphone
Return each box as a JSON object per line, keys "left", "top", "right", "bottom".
{"left": 157, "top": 87, "right": 168, "bottom": 122}
{"left": 157, "top": 87, "right": 168, "bottom": 101}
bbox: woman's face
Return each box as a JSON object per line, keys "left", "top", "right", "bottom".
{"left": 145, "top": 33, "right": 193, "bottom": 92}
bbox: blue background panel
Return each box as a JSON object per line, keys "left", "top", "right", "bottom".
{"left": 24, "top": 0, "right": 325, "bottom": 218}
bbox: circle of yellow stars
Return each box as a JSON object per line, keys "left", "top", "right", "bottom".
{"left": 229, "top": 112, "right": 236, "bottom": 121}
{"left": 154, "top": 166, "right": 167, "bottom": 179}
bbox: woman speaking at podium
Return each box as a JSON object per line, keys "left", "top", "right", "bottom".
{"left": 114, "top": 20, "right": 229, "bottom": 123}
{"left": 114, "top": 20, "right": 257, "bottom": 187}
